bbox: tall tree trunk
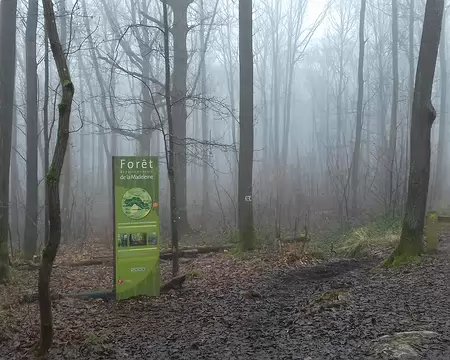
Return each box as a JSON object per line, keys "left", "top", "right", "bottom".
{"left": 200, "top": 0, "right": 209, "bottom": 223}
{"left": 260, "top": 39, "right": 268, "bottom": 166}
{"left": 404, "top": 0, "right": 415, "bottom": 210}
{"left": 271, "top": 0, "right": 280, "bottom": 164}
{"left": 10, "top": 109, "right": 20, "bottom": 251}
{"left": 0, "top": 0, "right": 18, "bottom": 282}
{"left": 166, "top": 0, "right": 192, "bottom": 234}
{"left": 388, "top": 0, "right": 399, "bottom": 216}
{"left": 162, "top": 0, "right": 179, "bottom": 277}
{"left": 38, "top": 0, "right": 74, "bottom": 353}
{"left": 77, "top": 50, "right": 85, "bottom": 190}
{"left": 385, "top": 0, "right": 444, "bottom": 266}
{"left": 238, "top": 0, "right": 255, "bottom": 250}
{"left": 59, "top": 0, "right": 71, "bottom": 240}
{"left": 24, "top": 0, "right": 39, "bottom": 260}
{"left": 351, "top": 0, "right": 367, "bottom": 215}
{"left": 434, "top": 7, "right": 447, "bottom": 207}
{"left": 43, "top": 29, "right": 50, "bottom": 246}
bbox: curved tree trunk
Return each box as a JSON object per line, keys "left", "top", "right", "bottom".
{"left": 38, "top": 0, "right": 74, "bottom": 353}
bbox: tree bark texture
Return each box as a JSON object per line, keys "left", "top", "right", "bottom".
{"left": 351, "top": 0, "right": 366, "bottom": 215}
{"left": 238, "top": 0, "right": 256, "bottom": 250}
{"left": 24, "top": 0, "right": 39, "bottom": 260}
{"left": 38, "top": 0, "right": 74, "bottom": 354}
{"left": 0, "top": 0, "right": 18, "bottom": 282}
{"left": 385, "top": 0, "right": 444, "bottom": 265}
{"left": 166, "top": 0, "right": 192, "bottom": 235}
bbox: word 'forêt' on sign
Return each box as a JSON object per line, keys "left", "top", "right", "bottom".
{"left": 112, "top": 156, "right": 160, "bottom": 301}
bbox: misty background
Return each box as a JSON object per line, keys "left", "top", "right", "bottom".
{"left": 8, "top": 0, "right": 450, "bottom": 253}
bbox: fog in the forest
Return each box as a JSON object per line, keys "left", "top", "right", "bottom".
{"left": 7, "top": 0, "right": 450, "bottom": 253}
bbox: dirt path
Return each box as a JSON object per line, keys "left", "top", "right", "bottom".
{"left": 102, "top": 258, "right": 450, "bottom": 359}
{"left": 3, "top": 247, "right": 450, "bottom": 359}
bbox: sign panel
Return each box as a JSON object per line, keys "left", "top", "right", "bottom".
{"left": 113, "top": 156, "right": 160, "bottom": 300}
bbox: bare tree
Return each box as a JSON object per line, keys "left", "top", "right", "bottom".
{"left": 387, "top": 0, "right": 399, "bottom": 216}
{"left": 0, "top": 0, "right": 18, "bottom": 282}
{"left": 38, "top": 0, "right": 75, "bottom": 353}
{"left": 166, "top": 0, "right": 193, "bottom": 234}
{"left": 351, "top": 0, "right": 367, "bottom": 215}
{"left": 434, "top": 6, "right": 447, "bottom": 207}
{"left": 59, "top": 0, "right": 71, "bottom": 241}
{"left": 238, "top": 0, "right": 255, "bottom": 250}
{"left": 385, "top": 0, "right": 444, "bottom": 266}
{"left": 24, "top": 0, "right": 39, "bottom": 260}
{"left": 200, "top": 0, "right": 210, "bottom": 222}
{"left": 162, "top": 0, "right": 179, "bottom": 276}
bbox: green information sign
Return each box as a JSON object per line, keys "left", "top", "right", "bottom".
{"left": 113, "top": 156, "right": 160, "bottom": 300}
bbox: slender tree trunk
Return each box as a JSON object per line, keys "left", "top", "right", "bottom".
{"left": 200, "top": 0, "right": 209, "bottom": 223}
{"left": 238, "top": 0, "right": 255, "bottom": 250}
{"left": 166, "top": 0, "right": 192, "bottom": 235}
{"left": 271, "top": 1, "right": 280, "bottom": 164}
{"left": 0, "top": 0, "right": 18, "bottom": 282}
{"left": 162, "top": 0, "right": 179, "bottom": 276}
{"left": 403, "top": 0, "right": 415, "bottom": 211}
{"left": 38, "top": 0, "right": 74, "bottom": 353}
{"left": 260, "top": 40, "right": 268, "bottom": 165}
{"left": 388, "top": 0, "right": 399, "bottom": 216}
{"left": 434, "top": 7, "right": 447, "bottom": 207}
{"left": 385, "top": 0, "right": 444, "bottom": 266}
{"left": 10, "top": 109, "right": 20, "bottom": 251}
{"left": 351, "top": 0, "right": 366, "bottom": 215}
{"left": 59, "top": 0, "right": 71, "bottom": 240}
{"left": 43, "top": 30, "right": 50, "bottom": 246}
{"left": 24, "top": 0, "right": 39, "bottom": 260}
{"left": 78, "top": 50, "right": 85, "bottom": 190}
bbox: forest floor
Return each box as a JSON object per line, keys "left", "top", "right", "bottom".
{"left": 2, "top": 238, "right": 450, "bottom": 359}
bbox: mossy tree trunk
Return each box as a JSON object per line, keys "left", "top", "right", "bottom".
{"left": 385, "top": 0, "right": 444, "bottom": 266}
{"left": 38, "top": 0, "right": 74, "bottom": 354}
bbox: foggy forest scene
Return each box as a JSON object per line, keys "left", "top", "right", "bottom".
{"left": 1, "top": 0, "right": 450, "bottom": 358}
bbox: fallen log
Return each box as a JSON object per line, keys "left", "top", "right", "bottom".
{"left": 58, "top": 245, "right": 233, "bottom": 266}
{"left": 19, "top": 292, "right": 62, "bottom": 304}
{"left": 12, "top": 261, "right": 40, "bottom": 270}
{"left": 160, "top": 245, "right": 233, "bottom": 260}
{"left": 19, "top": 275, "right": 188, "bottom": 304}
{"left": 160, "top": 274, "right": 187, "bottom": 293}
{"left": 63, "top": 258, "right": 112, "bottom": 267}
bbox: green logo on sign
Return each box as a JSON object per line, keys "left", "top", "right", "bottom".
{"left": 121, "top": 187, "right": 153, "bottom": 220}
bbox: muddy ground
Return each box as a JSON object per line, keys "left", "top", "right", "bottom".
{"left": 2, "top": 243, "right": 450, "bottom": 359}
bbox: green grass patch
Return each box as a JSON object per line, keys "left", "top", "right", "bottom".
{"left": 336, "top": 216, "right": 402, "bottom": 258}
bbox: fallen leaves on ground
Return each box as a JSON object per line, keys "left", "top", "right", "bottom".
{"left": 3, "top": 239, "right": 450, "bottom": 359}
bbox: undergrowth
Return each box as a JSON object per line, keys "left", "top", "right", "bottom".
{"left": 334, "top": 217, "right": 402, "bottom": 258}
